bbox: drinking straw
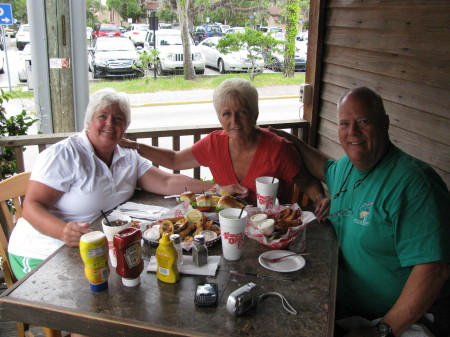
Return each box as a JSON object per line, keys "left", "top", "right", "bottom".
{"left": 238, "top": 206, "right": 246, "bottom": 219}
{"left": 100, "top": 210, "right": 112, "bottom": 226}
{"left": 271, "top": 176, "right": 275, "bottom": 183}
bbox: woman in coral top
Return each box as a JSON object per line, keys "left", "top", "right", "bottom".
{"left": 121, "top": 78, "right": 330, "bottom": 220}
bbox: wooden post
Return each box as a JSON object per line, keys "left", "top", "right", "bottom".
{"left": 45, "top": 0, "right": 75, "bottom": 133}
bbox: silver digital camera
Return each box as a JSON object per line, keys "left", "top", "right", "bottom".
{"left": 226, "top": 282, "right": 258, "bottom": 316}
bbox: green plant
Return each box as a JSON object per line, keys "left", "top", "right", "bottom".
{"left": 216, "top": 27, "right": 282, "bottom": 81}
{"left": 0, "top": 90, "right": 39, "bottom": 179}
{"left": 136, "top": 49, "right": 160, "bottom": 83}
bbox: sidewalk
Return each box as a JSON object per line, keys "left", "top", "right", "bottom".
{"left": 4, "top": 84, "right": 300, "bottom": 115}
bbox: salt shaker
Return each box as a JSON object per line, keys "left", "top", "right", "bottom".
{"left": 170, "top": 234, "right": 183, "bottom": 266}
{"left": 192, "top": 235, "right": 208, "bottom": 267}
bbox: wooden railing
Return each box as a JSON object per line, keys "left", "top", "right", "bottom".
{"left": 0, "top": 119, "right": 309, "bottom": 179}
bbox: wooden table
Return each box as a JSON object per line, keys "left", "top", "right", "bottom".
{"left": 0, "top": 190, "right": 338, "bottom": 337}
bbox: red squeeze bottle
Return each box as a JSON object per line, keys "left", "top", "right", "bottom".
{"left": 113, "top": 227, "right": 144, "bottom": 287}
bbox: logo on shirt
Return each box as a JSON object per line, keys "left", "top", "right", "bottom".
{"left": 353, "top": 201, "right": 373, "bottom": 226}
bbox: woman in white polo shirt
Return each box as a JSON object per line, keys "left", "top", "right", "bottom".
{"left": 8, "top": 88, "right": 245, "bottom": 280}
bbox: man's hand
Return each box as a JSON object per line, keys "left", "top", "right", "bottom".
{"left": 315, "top": 196, "right": 330, "bottom": 222}
{"left": 62, "top": 222, "right": 91, "bottom": 247}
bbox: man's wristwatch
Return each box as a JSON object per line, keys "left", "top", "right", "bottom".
{"left": 375, "top": 321, "right": 395, "bottom": 337}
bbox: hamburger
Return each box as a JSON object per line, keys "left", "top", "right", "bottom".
{"left": 179, "top": 191, "right": 196, "bottom": 203}
{"left": 217, "top": 195, "right": 240, "bottom": 209}
{"left": 196, "top": 194, "right": 215, "bottom": 208}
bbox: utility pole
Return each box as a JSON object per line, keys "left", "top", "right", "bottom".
{"left": 28, "top": 0, "right": 89, "bottom": 134}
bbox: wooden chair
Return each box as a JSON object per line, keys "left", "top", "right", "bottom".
{"left": 0, "top": 172, "right": 62, "bottom": 337}
{"left": 291, "top": 183, "right": 312, "bottom": 208}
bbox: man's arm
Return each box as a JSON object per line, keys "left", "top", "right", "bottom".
{"left": 345, "top": 261, "right": 450, "bottom": 337}
{"left": 269, "top": 127, "right": 330, "bottom": 183}
{"left": 120, "top": 138, "right": 199, "bottom": 170}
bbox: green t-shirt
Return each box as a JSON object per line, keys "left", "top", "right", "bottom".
{"left": 325, "top": 144, "right": 450, "bottom": 318}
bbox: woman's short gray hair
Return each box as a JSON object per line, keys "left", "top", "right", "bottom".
{"left": 84, "top": 88, "right": 131, "bottom": 128}
{"left": 213, "top": 78, "right": 259, "bottom": 119}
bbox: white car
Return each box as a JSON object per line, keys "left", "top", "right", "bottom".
{"left": 0, "top": 40, "right": 4, "bottom": 74}
{"left": 143, "top": 29, "right": 205, "bottom": 75}
{"left": 18, "top": 43, "right": 31, "bottom": 82}
{"left": 295, "top": 31, "right": 308, "bottom": 54}
{"left": 198, "top": 37, "right": 264, "bottom": 74}
{"left": 123, "top": 23, "right": 149, "bottom": 47}
{"left": 16, "top": 24, "right": 30, "bottom": 51}
{"left": 86, "top": 27, "right": 93, "bottom": 40}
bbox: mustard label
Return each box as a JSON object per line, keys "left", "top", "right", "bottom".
{"left": 80, "top": 231, "right": 109, "bottom": 285}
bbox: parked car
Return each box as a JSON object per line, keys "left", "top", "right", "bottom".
{"left": 192, "top": 25, "right": 223, "bottom": 42}
{"left": 88, "top": 36, "right": 143, "bottom": 79}
{"left": 224, "top": 27, "right": 245, "bottom": 34}
{"left": 5, "top": 24, "right": 19, "bottom": 38}
{"left": 86, "top": 27, "right": 93, "bottom": 40}
{"left": 123, "top": 23, "right": 149, "bottom": 47}
{"left": 258, "top": 26, "right": 283, "bottom": 35}
{"left": 90, "top": 23, "right": 122, "bottom": 46}
{"left": 16, "top": 24, "right": 30, "bottom": 50}
{"left": 18, "top": 43, "right": 31, "bottom": 82}
{"left": 295, "top": 31, "right": 308, "bottom": 54}
{"left": 220, "top": 24, "right": 230, "bottom": 33}
{"left": 143, "top": 29, "right": 205, "bottom": 75}
{"left": 198, "top": 36, "right": 264, "bottom": 74}
{"left": 0, "top": 40, "right": 4, "bottom": 74}
{"left": 261, "top": 44, "right": 306, "bottom": 72}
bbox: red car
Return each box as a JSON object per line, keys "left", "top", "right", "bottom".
{"left": 90, "top": 23, "right": 122, "bottom": 46}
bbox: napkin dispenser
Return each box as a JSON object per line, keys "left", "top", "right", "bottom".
{"left": 226, "top": 282, "right": 257, "bottom": 316}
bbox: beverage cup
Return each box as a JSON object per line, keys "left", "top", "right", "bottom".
{"left": 219, "top": 208, "right": 247, "bottom": 260}
{"left": 255, "top": 176, "right": 279, "bottom": 211}
{"left": 101, "top": 214, "right": 131, "bottom": 268}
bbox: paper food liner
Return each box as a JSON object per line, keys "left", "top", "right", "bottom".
{"left": 244, "top": 203, "right": 316, "bottom": 251}
{"left": 150, "top": 201, "right": 220, "bottom": 251}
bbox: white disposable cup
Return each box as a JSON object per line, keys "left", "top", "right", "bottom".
{"left": 255, "top": 176, "right": 279, "bottom": 211}
{"left": 219, "top": 208, "right": 247, "bottom": 261}
{"left": 101, "top": 214, "right": 131, "bottom": 268}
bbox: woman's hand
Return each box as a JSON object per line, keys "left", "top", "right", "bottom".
{"left": 62, "top": 222, "right": 92, "bottom": 247}
{"left": 314, "top": 195, "right": 330, "bottom": 222}
{"left": 220, "top": 184, "right": 249, "bottom": 200}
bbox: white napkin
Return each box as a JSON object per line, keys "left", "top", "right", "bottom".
{"left": 111, "top": 202, "right": 169, "bottom": 220}
{"left": 147, "top": 255, "right": 221, "bottom": 276}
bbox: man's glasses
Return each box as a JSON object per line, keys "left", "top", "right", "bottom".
{"left": 327, "top": 208, "right": 353, "bottom": 222}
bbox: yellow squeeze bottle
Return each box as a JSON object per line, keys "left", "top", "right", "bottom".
{"left": 156, "top": 233, "right": 179, "bottom": 283}
{"left": 80, "top": 231, "right": 110, "bottom": 292}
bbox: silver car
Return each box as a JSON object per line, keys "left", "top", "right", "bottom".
{"left": 143, "top": 29, "right": 205, "bottom": 75}
{"left": 198, "top": 37, "right": 264, "bottom": 74}
{"left": 18, "top": 43, "right": 31, "bottom": 82}
{"left": 16, "top": 24, "right": 30, "bottom": 51}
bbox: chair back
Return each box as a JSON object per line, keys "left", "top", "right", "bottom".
{"left": 0, "top": 172, "right": 31, "bottom": 287}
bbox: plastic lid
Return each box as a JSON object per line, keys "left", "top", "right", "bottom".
{"left": 122, "top": 277, "right": 140, "bottom": 287}
{"left": 89, "top": 281, "right": 108, "bottom": 292}
{"left": 170, "top": 234, "right": 181, "bottom": 244}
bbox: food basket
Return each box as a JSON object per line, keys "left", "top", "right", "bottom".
{"left": 245, "top": 203, "right": 316, "bottom": 251}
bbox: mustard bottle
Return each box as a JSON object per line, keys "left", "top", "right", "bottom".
{"left": 79, "top": 231, "right": 109, "bottom": 292}
{"left": 156, "top": 233, "right": 179, "bottom": 283}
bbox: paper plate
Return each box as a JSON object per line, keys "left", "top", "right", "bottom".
{"left": 258, "top": 250, "right": 306, "bottom": 273}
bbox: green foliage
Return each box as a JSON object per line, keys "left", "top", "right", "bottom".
{"left": 216, "top": 27, "right": 282, "bottom": 80}
{"left": 86, "top": 0, "right": 105, "bottom": 27}
{"left": 106, "top": 0, "right": 146, "bottom": 23}
{"left": 283, "top": 0, "right": 300, "bottom": 78}
{"left": 0, "top": 90, "right": 39, "bottom": 179}
{"left": 4, "top": 0, "right": 27, "bottom": 23}
{"left": 136, "top": 50, "right": 161, "bottom": 83}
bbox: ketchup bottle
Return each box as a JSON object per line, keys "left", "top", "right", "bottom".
{"left": 113, "top": 227, "right": 144, "bottom": 287}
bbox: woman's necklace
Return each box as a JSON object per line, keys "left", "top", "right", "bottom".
{"left": 333, "top": 143, "right": 392, "bottom": 200}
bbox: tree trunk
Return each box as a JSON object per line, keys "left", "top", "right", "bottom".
{"left": 283, "top": 0, "right": 300, "bottom": 78}
{"left": 176, "top": 0, "right": 196, "bottom": 80}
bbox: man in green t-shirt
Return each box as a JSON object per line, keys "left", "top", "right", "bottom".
{"left": 271, "top": 87, "right": 450, "bottom": 337}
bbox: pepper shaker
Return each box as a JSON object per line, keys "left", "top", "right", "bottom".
{"left": 192, "top": 235, "right": 208, "bottom": 267}
{"left": 170, "top": 234, "right": 183, "bottom": 266}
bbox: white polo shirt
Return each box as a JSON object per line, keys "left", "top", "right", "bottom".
{"left": 9, "top": 131, "right": 152, "bottom": 260}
